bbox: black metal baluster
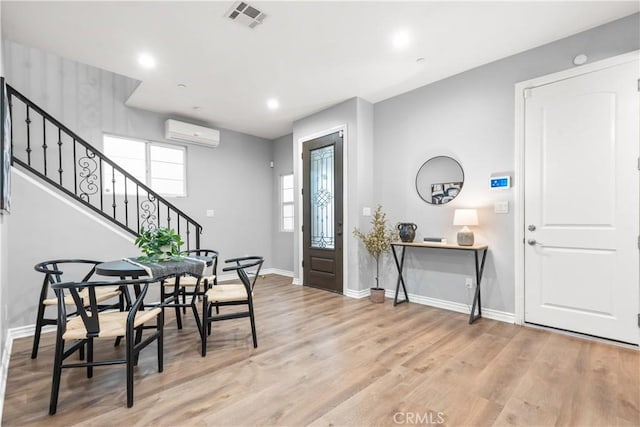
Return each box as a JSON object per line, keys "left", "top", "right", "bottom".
{"left": 73, "top": 139, "right": 77, "bottom": 195}
{"left": 8, "top": 95, "right": 13, "bottom": 159}
{"left": 124, "top": 177, "right": 129, "bottom": 228}
{"left": 99, "top": 158, "right": 103, "bottom": 211}
{"left": 57, "top": 128, "right": 63, "bottom": 185}
{"left": 167, "top": 205, "right": 170, "bottom": 229}
{"left": 157, "top": 197, "right": 160, "bottom": 229}
{"left": 177, "top": 214, "right": 181, "bottom": 238}
{"left": 112, "top": 166, "right": 116, "bottom": 219}
{"left": 196, "top": 226, "right": 201, "bottom": 250}
{"left": 42, "top": 117, "right": 48, "bottom": 176}
{"left": 186, "top": 224, "right": 191, "bottom": 251}
{"left": 25, "top": 105, "right": 32, "bottom": 165}
{"left": 136, "top": 186, "right": 140, "bottom": 233}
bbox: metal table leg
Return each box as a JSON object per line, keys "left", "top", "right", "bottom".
{"left": 392, "top": 245, "right": 409, "bottom": 306}
{"left": 469, "top": 248, "right": 487, "bottom": 324}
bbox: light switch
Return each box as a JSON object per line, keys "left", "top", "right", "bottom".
{"left": 206, "top": 209, "right": 215, "bottom": 217}
{"left": 494, "top": 201, "right": 509, "bottom": 214}
{"left": 362, "top": 207, "right": 372, "bottom": 217}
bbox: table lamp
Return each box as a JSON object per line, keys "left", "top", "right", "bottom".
{"left": 453, "top": 209, "right": 478, "bottom": 246}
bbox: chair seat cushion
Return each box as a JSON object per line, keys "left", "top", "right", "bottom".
{"left": 163, "top": 275, "right": 216, "bottom": 287}
{"left": 43, "top": 286, "right": 121, "bottom": 306}
{"left": 205, "top": 284, "right": 249, "bottom": 302}
{"left": 63, "top": 308, "right": 161, "bottom": 340}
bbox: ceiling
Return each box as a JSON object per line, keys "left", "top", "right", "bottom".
{"left": 3, "top": 1, "right": 638, "bottom": 140}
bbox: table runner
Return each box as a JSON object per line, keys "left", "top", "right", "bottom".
{"left": 122, "top": 256, "right": 206, "bottom": 279}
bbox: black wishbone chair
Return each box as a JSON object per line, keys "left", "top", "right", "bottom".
{"left": 49, "top": 276, "right": 168, "bottom": 415}
{"left": 160, "top": 249, "right": 219, "bottom": 329}
{"left": 32, "top": 260, "right": 124, "bottom": 359}
{"left": 200, "top": 256, "right": 264, "bottom": 357}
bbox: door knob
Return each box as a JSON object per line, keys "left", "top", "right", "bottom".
{"left": 527, "top": 239, "right": 537, "bottom": 246}
{"left": 528, "top": 224, "right": 536, "bottom": 231}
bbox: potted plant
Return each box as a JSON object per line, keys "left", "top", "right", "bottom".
{"left": 134, "top": 227, "right": 185, "bottom": 262}
{"left": 353, "top": 206, "right": 397, "bottom": 303}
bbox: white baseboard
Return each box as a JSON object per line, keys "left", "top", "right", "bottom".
{"left": 292, "top": 277, "right": 302, "bottom": 286}
{"left": 377, "top": 289, "right": 515, "bottom": 324}
{"left": 343, "top": 288, "right": 370, "bottom": 299}
{"left": 263, "top": 268, "right": 294, "bottom": 278}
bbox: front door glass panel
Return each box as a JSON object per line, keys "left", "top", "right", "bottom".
{"left": 310, "top": 145, "right": 335, "bottom": 249}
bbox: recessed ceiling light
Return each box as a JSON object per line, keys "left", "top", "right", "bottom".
{"left": 392, "top": 30, "right": 410, "bottom": 49}
{"left": 177, "top": 83, "right": 187, "bottom": 88}
{"left": 137, "top": 53, "right": 156, "bottom": 69}
{"left": 193, "top": 106, "right": 201, "bottom": 111}
{"left": 573, "top": 54, "right": 588, "bottom": 66}
{"left": 266, "top": 98, "right": 279, "bottom": 110}
{"left": 416, "top": 57, "right": 425, "bottom": 63}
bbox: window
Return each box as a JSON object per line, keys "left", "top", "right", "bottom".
{"left": 103, "top": 134, "right": 186, "bottom": 197}
{"left": 280, "top": 174, "right": 294, "bottom": 232}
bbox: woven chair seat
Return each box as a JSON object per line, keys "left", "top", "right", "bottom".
{"left": 63, "top": 308, "right": 161, "bottom": 340}
{"left": 43, "top": 286, "right": 121, "bottom": 306}
{"left": 162, "top": 275, "right": 216, "bottom": 287}
{"left": 205, "top": 284, "right": 251, "bottom": 303}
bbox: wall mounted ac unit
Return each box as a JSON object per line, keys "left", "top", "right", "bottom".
{"left": 164, "top": 119, "right": 220, "bottom": 147}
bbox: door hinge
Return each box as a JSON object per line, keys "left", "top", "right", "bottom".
{"left": 637, "top": 78, "right": 639, "bottom": 92}
{"left": 301, "top": 187, "right": 304, "bottom": 195}
{"left": 301, "top": 224, "right": 304, "bottom": 232}
{"left": 302, "top": 260, "right": 304, "bottom": 268}
{"left": 301, "top": 152, "right": 304, "bottom": 160}
{"left": 637, "top": 235, "right": 640, "bottom": 249}
{"left": 339, "top": 130, "right": 344, "bottom": 138}
{"left": 637, "top": 157, "right": 639, "bottom": 171}
{"left": 637, "top": 313, "right": 640, "bottom": 327}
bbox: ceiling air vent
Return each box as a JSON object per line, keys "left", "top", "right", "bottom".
{"left": 225, "top": 1, "right": 267, "bottom": 29}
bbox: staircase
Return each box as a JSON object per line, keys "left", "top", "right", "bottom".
{"left": 7, "top": 85, "right": 202, "bottom": 249}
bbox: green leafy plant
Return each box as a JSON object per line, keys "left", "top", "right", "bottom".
{"left": 353, "top": 206, "right": 397, "bottom": 289}
{"left": 134, "top": 227, "right": 185, "bottom": 262}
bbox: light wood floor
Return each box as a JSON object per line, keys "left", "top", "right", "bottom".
{"left": 3, "top": 275, "right": 639, "bottom": 426}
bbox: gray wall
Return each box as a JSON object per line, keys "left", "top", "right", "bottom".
{"left": 373, "top": 13, "right": 640, "bottom": 313}
{"left": 271, "top": 133, "right": 294, "bottom": 272}
{"left": 292, "top": 97, "right": 375, "bottom": 292}
{"left": 0, "top": 4, "right": 7, "bottom": 358}
{"left": 4, "top": 40, "right": 275, "bottom": 328}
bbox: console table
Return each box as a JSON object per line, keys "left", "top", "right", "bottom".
{"left": 390, "top": 242, "right": 488, "bottom": 324}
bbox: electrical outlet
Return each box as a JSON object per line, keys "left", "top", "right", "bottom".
{"left": 465, "top": 278, "right": 474, "bottom": 289}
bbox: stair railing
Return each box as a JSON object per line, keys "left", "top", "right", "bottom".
{"left": 7, "top": 85, "right": 202, "bottom": 250}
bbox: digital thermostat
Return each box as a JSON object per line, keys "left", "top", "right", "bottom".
{"left": 490, "top": 176, "right": 511, "bottom": 189}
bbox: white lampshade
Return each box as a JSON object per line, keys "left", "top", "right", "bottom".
{"left": 453, "top": 209, "right": 478, "bottom": 226}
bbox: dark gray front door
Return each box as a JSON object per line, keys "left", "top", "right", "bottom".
{"left": 302, "top": 131, "right": 343, "bottom": 293}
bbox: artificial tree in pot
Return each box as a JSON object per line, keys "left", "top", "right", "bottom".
{"left": 353, "top": 206, "right": 397, "bottom": 303}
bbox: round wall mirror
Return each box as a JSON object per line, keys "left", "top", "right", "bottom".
{"left": 415, "top": 156, "right": 464, "bottom": 205}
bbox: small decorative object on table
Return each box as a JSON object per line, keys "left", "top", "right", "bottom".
{"left": 397, "top": 222, "right": 417, "bottom": 243}
{"left": 354, "top": 206, "right": 397, "bottom": 303}
{"left": 424, "top": 237, "right": 447, "bottom": 244}
{"left": 134, "top": 227, "right": 185, "bottom": 262}
{"left": 453, "top": 209, "right": 478, "bottom": 246}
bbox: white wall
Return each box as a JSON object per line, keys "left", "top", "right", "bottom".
{"left": 0, "top": 2, "right": 7, "bottom": 358}
{"left": 373, "top": 13, "right": 640, "bottom": 314}
{"left": 4, "top": 40, "right": 275, "bottom": 328}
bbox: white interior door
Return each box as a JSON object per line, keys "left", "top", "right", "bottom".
{"left": 524, "top": 58, "right": 640, "bottom": 344}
